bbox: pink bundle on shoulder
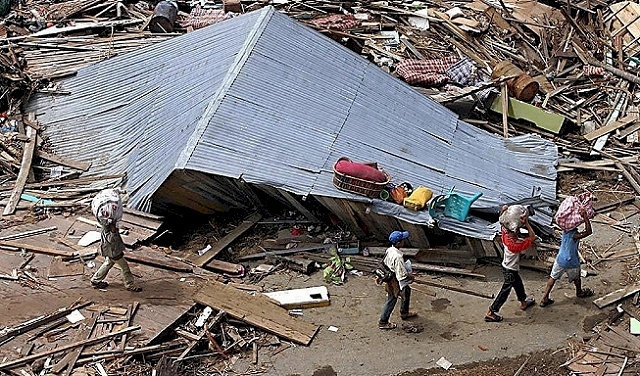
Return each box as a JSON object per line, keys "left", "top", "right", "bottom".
{"left": 554, "top": 192, "right": 596, "bottom": 231}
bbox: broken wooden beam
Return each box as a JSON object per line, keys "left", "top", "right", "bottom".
{"left": 583, "top": 115, "right": 636, "bottom": 141}
{"left": 266, "top": 254, "right": 317, "bottom": 275}
{"left": 277, "top": 189, "right": 320, "bottom": 223}
{"left": 3, "top": 114, "right": 37, "bottom": 216}
{"left": 593, "top": 196, "right": 637, "bottom": 213}
{"left": 194, "top": 280, "right": 319, "bottom": 346}
{"left": 593, "top": 282, "right": 640, "bottom": 309}
{"left": 237, "top": 244, "right": 326, "bottom": 261}
{"left": 124, "top": 252, "right": 193, "bottom": 273}
{"left": 410, "top": 262, "right": 485, "bottom": 279}
{"left": 0, "top": 326, "right": 140, "bottom": 370}
{"left": 0, "top": 226, "right": 57, "bottom": 241}
{"left": 0, "top": 301, "right": 92, "bottom": 343}
{"left": 204, "top": 259, "right": 244, "bottom": 275}
{"left": 193, "top": 213, "right": 262, "bottom": 267}
{"left": 35, "top": 150, "right": 91, "bottom": 171}
{"left": 174, "top": 310, "right": 225, "bottom": 363}
{"left": 0, "top": 240, "right": 77, "bottom": 258}
{"left": 414, "top": 277, "right": 493, "bottom": 299}
{"left": 615, "top": 162, "right": 640, "bottom": 195}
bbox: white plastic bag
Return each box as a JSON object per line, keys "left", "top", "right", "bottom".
{"left": 499, "top": 205, "right": 527, "bottom": 232}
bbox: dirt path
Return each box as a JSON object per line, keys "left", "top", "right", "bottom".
{"left": 252, "top": 218, "right": 634, "bottom": 376}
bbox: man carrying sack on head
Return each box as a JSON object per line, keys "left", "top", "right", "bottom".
{"left": 90, "top": 189, "right": 142, "bottom": 292}
{"left": 378, "top": 230, "right": 417, "bottom": 330}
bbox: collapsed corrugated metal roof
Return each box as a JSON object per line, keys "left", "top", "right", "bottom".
{"left": 28, "top": 6, "right": 558, "bottom": 239}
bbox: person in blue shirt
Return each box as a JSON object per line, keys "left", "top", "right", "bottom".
{"left": 540, "top": 207, "right": 593, "bottom": 307}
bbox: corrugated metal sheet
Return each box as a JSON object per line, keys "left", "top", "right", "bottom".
{"left": 27, "top": 10, "right": 265, "bottom": 209}
{"left": 27, "top": 6, "right": 558, "bottom": 239}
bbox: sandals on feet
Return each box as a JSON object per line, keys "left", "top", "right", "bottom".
{"left": 126, "top": 285, "right": 142, "bottom": 292}
{"left": 379, "top": 322, "right": 397, "bottom": 330}
{"left": 577, "top": 288, "right": 594, "bottom": 298}
{"left": 484, "top": 312, "right": 503, "bottom": 322}
{"left": 91, "top": 281, "right": 109, "bottom": 289}
{"left": 540, "top": 298, "right": 555, "bottom": 307}
{"left": 520, "top": 297, "right": 536, "bottom": 311}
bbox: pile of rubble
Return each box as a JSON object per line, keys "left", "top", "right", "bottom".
{"left": 4, "top": 0, "right": 640, "bottom": 374}
{"left": 1, "top": 0, "right": 640, "bottom": 210}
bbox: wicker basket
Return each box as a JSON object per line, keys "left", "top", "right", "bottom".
{"left": 332, "top": 157, "right": 391, "bottom": 198}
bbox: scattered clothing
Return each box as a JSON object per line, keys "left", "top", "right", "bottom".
{"left": 395, "top": 57, "right": 490, "bottom": 97}
{"left": 308, "top": 14, "right": 361, "bottom": 31}
{"left": 395, "top": 57, "right": 458, "bottom": 86}
{"left": 181, "top": 8, "right": 234, "bottom": 30}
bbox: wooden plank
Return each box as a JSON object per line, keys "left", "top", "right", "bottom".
{"left": 51, "top": 314, "right": 97, "bottom": 375}
{"left": 0, "top": 240, "right": 77, "bottom": 258}
{"left": 584, "top": 115, "right": 636, "bottom": 141}
{"left": 193, "top": 280, "right": 319, "bottom": 346}
{"left": 205, "top": 259, "right": 244, "bottom": 275}
{"left": 0, "top": 301, "right": 92, "bottom": 343}
{"left": 174, "top": 310, "right": 225, "bottom": 363}
{"left": 365, "top": 246, "right": 420, "bottom": 257}
{"left": 314, "top": 196, "right": 366, "bottom": 238}
{"left": 0, "top": 326, "right": 140, "bottom": 370}
{"left": 415, "top": 248, "right": 477, "bottom": 265}
{"left": 0, "top": 174, "right": 124, "bottom": 192}
{"left": 465, "top": 237, "right": 485, "bottom": 259}
{"left": 48, "top": 256, "right": 84, "bottom": 278}
{"left": 237, "top": 244, "right": 326, "bottom": 261}
{"left": 124, "top": 249, "right": 193, "bottom": 273}
{"left": 616, "top": 121, "right": 640, "bottom": 139}
{"left": 193, "top": 213, "right": 261, "bottom": 267}
{"left": 122, "top": 207, "right": 164, "bottom": 221}
{"left": 615, "top": 162, "right": 640, "bottom": 195}
{"left": 35, "top": 150, "right": 90, "bottom": 171}
{"left": 490, "top": 96, "right": 565, "bottom": 134}
{"left": 121, "top": 211, "right": 163, "bottom": 231}
{"left": 345, "top": 201, "right": 386, "bottom": 239}
{"left": 501, "top": 83, "right": 509, "bottom": 138}
{"left": 409, "top": 262, "right": 485, "bottom": 279}
{"left": 277, "top": 189, "right": 320, "bottom": 223}
{"left": 146, "top": 303, "right": 197, "bottom": 346}
{"left": 3, "top": 118, "right": 37, "bottom": 216}
{"left": 0, "top": 226, "right": 57, "bottom": 241}
{"left": 593, "top": 196, "right": 637, "bottom": 212}
{"left": 480, "top": 240, "right": 498, "bottom": 257}
{"left": 593, "top": 282, "right": 640, "bottom": 308}
{"left": 414, "top": 277, "right": 493, "bottom": 299}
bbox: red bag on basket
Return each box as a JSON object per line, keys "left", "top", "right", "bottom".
{"left": 554, "top": 192, "right": 596, "bottom": 231}
{"left": 334, "top": 159, "right": 387, "bottom": 183}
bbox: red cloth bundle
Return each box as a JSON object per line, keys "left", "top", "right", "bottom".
{"left": 334, "top": 159, "right": 387, "bottom": 183}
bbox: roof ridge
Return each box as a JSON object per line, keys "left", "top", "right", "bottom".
{"left": 175, "top": 6, "right": 276, "bottom": 169}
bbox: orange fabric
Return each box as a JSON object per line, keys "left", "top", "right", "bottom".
{"left": 500, "top": 227, "right": 532, "bottom": 253}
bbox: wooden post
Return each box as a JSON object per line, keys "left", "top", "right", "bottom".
{"left": 501, "top": 83, "right": 509, "bottom": 138}
{"left": 3, "top": 113, "right": 37, "bottom": 216}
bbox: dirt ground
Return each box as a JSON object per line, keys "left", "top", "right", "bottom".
{"left": 1, "top": 216, "right": 633, "bottom": 376}
{"left": 1, "top": 179, "right": 638, "bottom": 376}
{"left": 249, "top": 204, "right": 640, "bottom": 376}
